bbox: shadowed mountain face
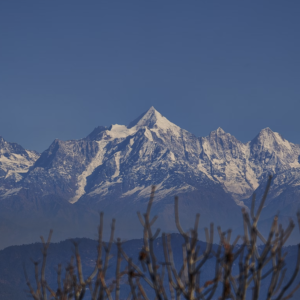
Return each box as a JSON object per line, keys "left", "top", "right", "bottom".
{"left": 1, "top": 107, "right": 300, "bottom": 248}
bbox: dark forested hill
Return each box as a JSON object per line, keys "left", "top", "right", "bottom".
{"left": 0, "top": 234, "right": 300, "bottom": 300}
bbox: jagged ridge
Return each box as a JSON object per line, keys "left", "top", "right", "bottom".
{"left": 1, "top": 107, "right": 300, "bottom": 248}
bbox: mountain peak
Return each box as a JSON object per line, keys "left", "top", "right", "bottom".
{"left": 127, "top": 106, "right": 181, "bottom": 137}
{"left": 128, "top": 106, "right": 159, "bottom": 128}
{"left": 216, "top": 127, "right": 225, "bottom": 134}
{"left": 209, "top": 127, "right": 227, "bottom": 136}
{"left": 136, "top": 106, "right": 159, "bottom": 127}
{"left": 254, "top": 127, "right": 280, "bottom": 143}
{"left": 259, "top": 127, "right": 274, "bottom": 135}
{"left": 252, "top": 127, "right": 276, "bottom": 143}
{"left": 148, "top": 105, "right": 156, "bottom": 113}
{"left": 251, "top": 127, "right": 293, "bottom": 151}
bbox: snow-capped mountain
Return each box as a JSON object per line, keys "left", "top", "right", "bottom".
{"left": 0, "top": 136, "right": 39, "bottom": 197}
{"left": 198, "top": 127, "right": 300, "bottom": 200}
{"left": 19, "top": 107, "right": 300, "bottom": 204}
{"left": 19, "top": 107, "right": 222, "bottom": 203}
{"left": 0, "top": 107, "right": 300, "bottom": 248}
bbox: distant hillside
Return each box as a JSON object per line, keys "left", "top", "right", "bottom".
{"left": 0, "top": 235, "right": 300, "bottom": 300}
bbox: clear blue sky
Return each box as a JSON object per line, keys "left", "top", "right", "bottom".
{"left": 1, "top": 1, "right": 299, "bottom": 152}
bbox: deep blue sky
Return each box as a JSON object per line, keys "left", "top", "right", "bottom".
{"left": 1, "top": 1, "right": 299, "bottom": 152}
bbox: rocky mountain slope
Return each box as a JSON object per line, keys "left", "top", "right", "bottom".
{"left": 1, "top": 107, "right": 300, "bottom": 248}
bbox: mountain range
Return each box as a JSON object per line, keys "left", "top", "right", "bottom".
{"left": 1, "top": 106, "right": 300, "bottom": 249}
